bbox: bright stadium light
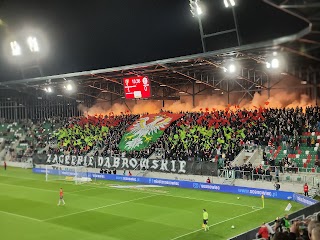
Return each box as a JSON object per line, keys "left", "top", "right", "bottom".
{"left": 190, "top": 0, "right": 203, "bottom": 16}
{"left": 266, "top": 62, "right": 271, "bottom": 69}
{"left": 27, "top": 36, "right": 39, "bottom": 52}
{"left": 266, "top": 58, "right": 280, "bottom": 69}
{"left": 44, "top": 86, "right": 52, "bottom": 93}
{"left": 228, "top": 64, "right": 236, "bottom": 73}
{"left": 224, "top": 61, "right": 239, "bottom": 75}
{"left": 271, "top": 58, "right": 279, "bottom": 69}
{"left": 10, "top": 41, "right": 21, "bottom": 56}
{"left": 224, "top": 0, "right": 236, "bottom": 8}
{"left": 196, "top": 3, "right": 203, "bottom": 15}
{"left": 65, "top": 83, "right": 73, "bottom": 91}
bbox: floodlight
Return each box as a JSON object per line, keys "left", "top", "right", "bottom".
{"left": 224, "top": 0, "right": 229, "bottom": 8}
{"left": 27, "top": 36, "right": 39, "bottom": 52}
{"left": 44, "top": 87, "right": 52, "bottom": 93}
{"left": 266, "top": 62, "right": 271, "bottom": 69}
{"left": 196, "top": 3, "right": 203, "bottom": 15}
{"left": 10, "top": 41, "right": 21, "bottom": 56}
{"left": 224, "top": 62, "right": 239, "bottom": 75}
{"left": 266, "top": 57, "right": 281, "bottom": 69}
{"left": 190, "top": 0, "right": 203, "bottom": 17}
{"left": 224, "top": 0, "right": 236, "bottom": 8}
{"left": 65, "top": 83, "right": 73, "bottom": 91}
{"left": 271, "top": 58, "right": 279, "bottom": 69}
{"left": 228, "top": 64, "right": 236, "bottom": 73}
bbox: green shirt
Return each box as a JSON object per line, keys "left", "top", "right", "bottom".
{"left": 203, "top": 212, "right": 208, "bottom": 220}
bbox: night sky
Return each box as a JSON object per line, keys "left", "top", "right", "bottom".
{"left": 0, "top": 0, "right": 308, "bottom": 81}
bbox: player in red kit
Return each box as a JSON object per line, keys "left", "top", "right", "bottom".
{"left": 304, "top": 183, "right": 309, "bottom": 196}
{"left": 58, "top": 188, "right": 66, "bottom": 206}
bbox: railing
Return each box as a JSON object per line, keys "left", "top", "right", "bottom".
{"left": 264, "top": 165, "right": 320, "bottom": 174}
{"left": 219, "top": 169, "right": 320, "bottom": 186}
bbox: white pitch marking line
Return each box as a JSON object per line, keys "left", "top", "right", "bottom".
{"left": 42, "top": 195, "right": 155, "bottom": 221}
{"left": 97, "top": 184, "right": 260, "bottom": 209}
{"left": 0, "top": 175, "right": 262, "bottom": 209}
{"left": 170, "top": 208, "right": 262, "bottom": 240}
{"left": 163, "top": 194, "right": 260, "bottom": 209}
{"left": 0, "top": 181, "right": 260, "bottom": 209}
{"left": 0, "top": 210, "right": 41, "bottom": 222}
{"left": 0, "top": 182, "right": 97, "bottom": 195}
{"left": 0, "top": 182, "right": 55, "bottom": 193}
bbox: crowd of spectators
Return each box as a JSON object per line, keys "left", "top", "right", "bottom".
{"left": 2, "top": 106, "right": 320, "bottom": 172}
{"left": 255, "top": 213, "right": 320, "bottom": 240}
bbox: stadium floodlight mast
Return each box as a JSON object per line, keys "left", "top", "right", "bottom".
{"left": 223, "top": 0, "right": 241, "bottom": 46}
{"left": 189, "top": 0, "right": 206, "bottom": 53}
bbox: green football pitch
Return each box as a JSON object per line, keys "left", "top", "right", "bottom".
{"left": 0, "top": 168, "right": 303, "bottom": 240}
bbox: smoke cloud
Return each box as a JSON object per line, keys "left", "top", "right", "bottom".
{"left": 78, "top": 76, "right": 315, "bottom": 116}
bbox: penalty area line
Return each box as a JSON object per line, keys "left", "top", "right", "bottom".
{"left": 42, "top": 195, "right": 155, "bottom": 222}
{"left": 0, "top": 210, "right": 42, "bottom": 222}
{"left": 169, "top": 208, "right": 262, "bottom": 240}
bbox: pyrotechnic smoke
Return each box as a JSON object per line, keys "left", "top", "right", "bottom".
{"left": 78, "top": 75, "right": 315, "bottom": 116}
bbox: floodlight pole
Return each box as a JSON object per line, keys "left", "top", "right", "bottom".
{"left": 197, "top": 16, "right": 206, "bottom": 53}
{"left": 232, "top": 7, "right": 241, "bottom": 46}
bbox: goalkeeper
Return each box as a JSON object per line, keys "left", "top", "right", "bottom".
{"left": 202, "top": 209, "right": 209, "bottom": 231}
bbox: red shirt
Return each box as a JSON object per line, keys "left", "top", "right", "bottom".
{"left": 258, "top": 226, "right": 269, "bottom": 239}
{"left": 60, "top": 189, "right": 63, "bottom": 197}
{"left": 206, "top": 179, "right": 211, "bottom": 183}
{"left": 304, "top": 185, "right": 308, "bottom": 192}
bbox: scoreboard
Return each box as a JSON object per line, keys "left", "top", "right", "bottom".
{"left": 123, "top": 76, "right": 151, "bottom": 99}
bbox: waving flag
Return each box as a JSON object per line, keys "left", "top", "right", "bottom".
{"left": 119, "top": 113, "right": 184, "bottom": 151}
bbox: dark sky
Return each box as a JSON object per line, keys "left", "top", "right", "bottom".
{"left": 0, "top": 0, "right": 308, "bottom": 81}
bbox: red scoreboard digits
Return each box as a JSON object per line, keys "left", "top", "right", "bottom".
{"left": 123, "top": 76, "right": 151, "bottom": 99}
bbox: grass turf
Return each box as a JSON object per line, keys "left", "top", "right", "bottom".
{"left": 0, "top": 167, "right": 303, "bottom": 240}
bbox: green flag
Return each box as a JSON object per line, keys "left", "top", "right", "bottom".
{"left": 119, "top": 113, "right": 184, "bottom": 151}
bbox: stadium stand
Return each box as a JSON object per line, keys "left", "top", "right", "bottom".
{"left": 2, "top": 106, "right": 320, "bottom": 179}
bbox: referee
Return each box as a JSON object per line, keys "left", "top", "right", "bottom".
{"left": 203, "top": 209, "right": 209, "bottom": 231}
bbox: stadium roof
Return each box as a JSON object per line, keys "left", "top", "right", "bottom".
{"left": 0, "top": 0, "right": 319, "bottom": 104}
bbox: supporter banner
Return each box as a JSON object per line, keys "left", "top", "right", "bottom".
{"left": 33, "top": 168, "right": 295, "bottom": 201}
{"left": 33, "top": 154, "right": 217, "bottom": 175}
{"left": 119, "top": 112, "right": 184, "bottom": 151}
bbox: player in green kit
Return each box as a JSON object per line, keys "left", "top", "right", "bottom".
{"left": 202, "top": 209, "right": 209, "bottom": 231}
